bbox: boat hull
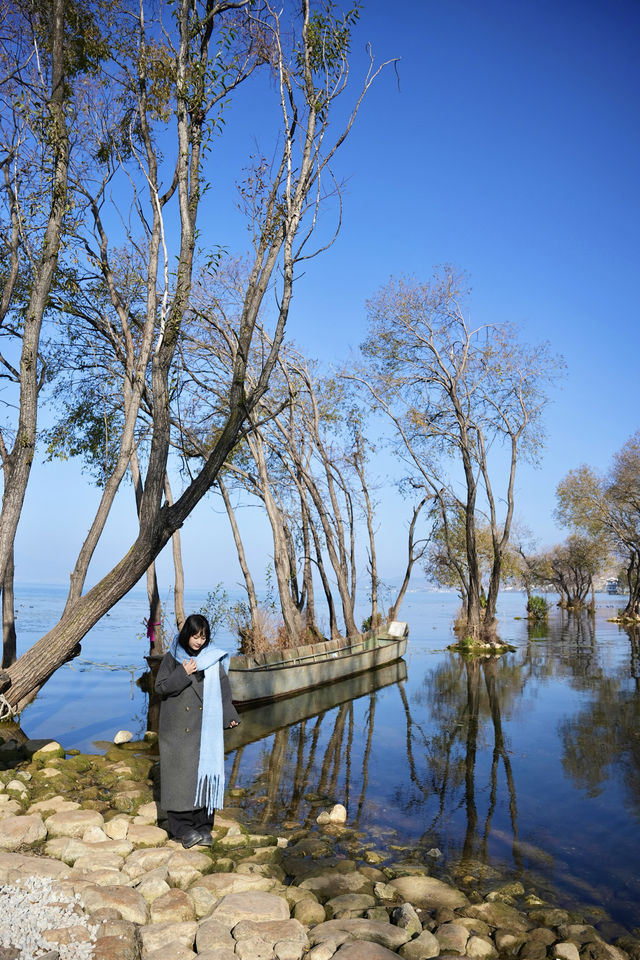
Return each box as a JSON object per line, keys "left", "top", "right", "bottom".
{"left": 225, "top": 658, "right": 407, "bottom": 750}
{"left": 228, "top": 625, "right": 408, "bottom": 706}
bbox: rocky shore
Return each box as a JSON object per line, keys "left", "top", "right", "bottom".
{"left": 0, "top": 733, "right": 638, "bottom": 960}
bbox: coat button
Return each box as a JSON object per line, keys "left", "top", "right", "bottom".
{"left": 186, "top": 706, "right": 190, "bottom": 711}
{"left": 185, "top": 728, "right": 190, "bottom": 733}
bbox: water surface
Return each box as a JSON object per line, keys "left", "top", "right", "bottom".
{"left": 10, "top": 585, "right": 640, "bottom": 932}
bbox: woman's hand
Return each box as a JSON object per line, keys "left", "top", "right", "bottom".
{"left": 182, "top": 657, "right": 198, "bottom": 675}
{"left": 228, "top": 720, "right": 239, "bottom": 728}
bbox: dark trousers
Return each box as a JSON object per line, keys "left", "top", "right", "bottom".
{"left": 167, "top": 807, "right": 214, "bottom": 839}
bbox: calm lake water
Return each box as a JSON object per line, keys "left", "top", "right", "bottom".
{"left": 10, "top": 584, "right": 640, "bottom": 932}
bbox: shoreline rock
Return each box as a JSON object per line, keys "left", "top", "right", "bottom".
{"left": 0, "top": 735, "right": 638, "bottom": 960}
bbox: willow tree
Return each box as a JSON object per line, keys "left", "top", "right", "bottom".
{"left": 1, "top": 0, "right": 389, "bottom": 713}
{"left": 356, "top": 268, "right": 561, "bottom": 639}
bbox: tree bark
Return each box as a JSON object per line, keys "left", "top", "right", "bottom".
{"left": 1, "top": 547, "right": 16, "bottom": 668}
{"left": 218, "top": 476, "right": 260, "bottom": 629}
{"left": 388, "top": 497, "right": 428, "bottom": 622}
{"left": 164, "top": 474, "right": 185, "bottom": 632}
{"left": 0, "top": 0, "right": 68, "bottom": 587}
{"left": 129, "top": 447, "right": 165, "bottom": 654}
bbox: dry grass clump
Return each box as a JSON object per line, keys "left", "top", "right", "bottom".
{"left": 234, "top": 606, "right": 283, "bottom": 656}
{"left": 235, "top": 607, "right": 325, "bottom": 655}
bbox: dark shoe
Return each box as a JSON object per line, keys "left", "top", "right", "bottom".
{"left": 181, "top": 828, "right": 201, "bottom": 849}
{"left": 197, "top": 829, "right": 213, "bottom": 845}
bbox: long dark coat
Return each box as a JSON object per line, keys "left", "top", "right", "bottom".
{"left": 156, "top": 651, "right": 239, "bottom": 812}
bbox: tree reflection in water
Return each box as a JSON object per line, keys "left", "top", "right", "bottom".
{"left": 208, "top": 613, "right": 640, "bottom": 929}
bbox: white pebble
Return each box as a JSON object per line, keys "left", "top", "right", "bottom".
{"left": 0, "top": 874, "right": 98, "bottom": 960}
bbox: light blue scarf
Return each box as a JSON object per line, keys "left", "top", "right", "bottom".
{"left": 172, "top": 638, "right": 229, "bottom": 813}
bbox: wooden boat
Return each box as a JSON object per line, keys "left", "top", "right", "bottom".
{"left": 228, "top": 621, "right": 408, "bottom": 707}
{"left": 225, "top": 657, "right": 407, "bottom": 751}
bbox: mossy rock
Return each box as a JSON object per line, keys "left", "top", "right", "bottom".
{"left": 82, "top": 799, "right": 112, "bottom": 813}
{"left": 79, "top": 787, "right": 100, "bottom": 801}
{"left": 117, "top": 739, "right": 153, "bottom": 752}
{"left": 29, "top": 741, "right": 66, "bottom": 763}
{"left": 62, "top": 755, "right": 94, "bottom": 774}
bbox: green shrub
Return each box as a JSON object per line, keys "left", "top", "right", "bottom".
{"left": 527, "top": 595, "right": 549, "bottom": 620}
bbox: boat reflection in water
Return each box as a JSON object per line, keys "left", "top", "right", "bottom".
{"left": 223, "top": 658, "right": 407, "bottom": 830}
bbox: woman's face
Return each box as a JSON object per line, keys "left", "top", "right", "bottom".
{"left": 188, "top": 629, "right": 207, "bottom": 653}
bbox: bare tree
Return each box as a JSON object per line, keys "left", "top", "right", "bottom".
{"left": 0, "top": 0, "right": 71, "bottom": 663}
{"left": 355, "top": 267, "right": 561, "bottom": 640}
{"left": 556, "top": 434, "right": 640, "bottom": 618}
{"left": 2, "top": 0, "right": 390, "bottom": 713}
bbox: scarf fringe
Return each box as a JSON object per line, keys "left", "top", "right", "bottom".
{"left": 195, "top": 772, "right": 225, "bottom": 814}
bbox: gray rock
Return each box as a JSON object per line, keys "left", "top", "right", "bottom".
{"left": 554, "top": 944, "right": 581, "bottom": 960}
{"left": 519, "top": 940, "right": 547, "bottom": 960}
{"left": 391, "top": 902, "right": 422, "bottom": 938}
{"left": 189, "top": 872, "right": 275, "bottom": 898}
{"left": 527, "top": 928, "right": 556, "bottom": 945}
{"left": 399, "top": 929, "right": 442, "bottom": 960}
{"left": 528, "top": 908, "right": 571, "bottom": 927}
{"left": 212, "top": 890, "right": 290, "bottom": 926}
{"left": 196, "top": 918, "right": 236, "bottom": 952}
{"left": 300, "top": 871, "right": 374, "bottom": 903}
{"left": 435, "top": 921, "right": 470, "bottom": 954}
{"left": 556, "top": 925, "right": 601, "bottom": 945}
{"left": 310, "top": 918, "right": 411, "bottom": 951}
{"left": 0, "top": 814, "right": 46, "bottom": 850}
{"left": 334, "top": 941, "right": 402, "bottom": 959}
{"left": 494, "top": 930, "right": 524, "bottom": 952}
{"left": 149, "top": 888, "right": 196, "bottom": 924}
{"left": 389, "top": 877, "right": 469, "bottom": 911}
{"left": 139, "top": 921, "right": 197, "bottom": 957}
{"left": 196, "top": 949, "right": 237, "bottom": 960}
{"left": 462, "top": 901, "right": 532, "bottom": 933}
{"left": 45, "top": 810, "right": 105, "bottom": 839}
{"left": 274, "top": 941, "right": 306, "bottom": 960}
{"left": 232, "top": 918, "right": 307, "bottom": 944}
{"left": 113, "top": 731, "right": 133, "bottom": 745}
{"left": 466, "top": 935, "right": 498, "bottom": 959}
{"left": 326, "top": 894, "right": 377, "bottom": 919}
{"left": 307, "top": 944, "right": 341, "bottom": 960}
{"left": 80, "top": 884, "right": 149, "bottom": 925}
{"left": 234, "top": 937, "right": 275, "bottom": 960}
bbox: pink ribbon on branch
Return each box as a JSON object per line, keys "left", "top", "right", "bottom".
{"left": 145, "top": 619, "right": 162, "bottom": 646}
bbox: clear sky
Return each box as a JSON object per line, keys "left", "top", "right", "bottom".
{"left": 14, "top": 0, "right": 640, "bottom": 596}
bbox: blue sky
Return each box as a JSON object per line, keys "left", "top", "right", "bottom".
{"left": 15, "top": 0, "right": 640, "bottom": 594}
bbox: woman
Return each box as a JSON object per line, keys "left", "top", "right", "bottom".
{"left": 155, "top": 613, "right": 239, "bottom": 848}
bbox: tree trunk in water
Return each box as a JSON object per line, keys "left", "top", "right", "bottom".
{"left": 310, "top": 518, "right": 339, "bottom": 640}
{"left": 218, "top": 477, "right": 260, "bottom": 628}
{"left": 129, "top": 448, "right": 164, "bottom": 654}
{"left": 164, "top": 474, "right": 185, "bottom": 631}
{"left": 249, "top": 433, "right": 303, "bottom": 645}
{"left": 2, "top": 547, "right": 16, "bottom": 668}
{"left": 483, "top": 552, "right": 501, "bottom": 633}
{"left": 388, "top": 498, "right": 427, "bottom": 622}
{"left": 461, "top": 659, "right": 480, "bottom": 864}
{"left": 301, "top": 503, "right": 320, "bottom": 637}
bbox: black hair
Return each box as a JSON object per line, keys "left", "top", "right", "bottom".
{"left": 176, "top": 613, "right": 211, "bottom": 655}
